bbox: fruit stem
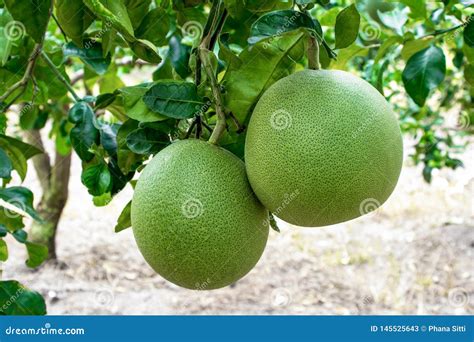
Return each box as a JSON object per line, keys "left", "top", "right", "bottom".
{"left": 200, "top": 46, "right": 227, "bottom": 145}
{"left": 199, "top": 0, "right": 228, "bottom": 145}
{"left": 308, "top": 35, "right": 320, "bottom": 70}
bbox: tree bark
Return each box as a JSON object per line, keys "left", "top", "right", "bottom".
{"left": 25, "top": 129, "right": 71, "bottom": 260}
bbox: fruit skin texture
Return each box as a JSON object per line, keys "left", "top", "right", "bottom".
{"left": 131, "top": 139, "right": 269, "bottom": 290}
{"left": 245, "top": 70, "right": 403, "bottom": 227}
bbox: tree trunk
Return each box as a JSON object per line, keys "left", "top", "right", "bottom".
{"left": 25, "top": 129, "right": 71, "bottom": 260}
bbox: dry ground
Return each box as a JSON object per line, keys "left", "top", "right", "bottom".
{"left": 2, "top": 142, "right": 473, "bottom": 315}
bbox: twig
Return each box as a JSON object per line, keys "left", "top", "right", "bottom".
{"left": 52, "top": 13, "right": 69, "bottom": 43}
{"left": 228, "top": 111, "right": 245, "bottom": 133}
{"left": 0, "top": 44, "right": 42, "bottom": 108}
{"left": 200, "top": 47, "right": 227, "bottom": 144}
{"left": 185, "top": 119, "right": 197, "bottom": 139}
{"left": 202, "top": 121, "right": 213, "bottom": 134}
{"left": 209, "top": 9, "right": 228, "bottom": 50}
{"left": 200, "top": 0, "right": 229, "bottom": 145}
{"left": 41, "top": 51, "right": 81, "bottom": 102}
{"left": 418, "top": 22, "right": 467, "bottom": 40}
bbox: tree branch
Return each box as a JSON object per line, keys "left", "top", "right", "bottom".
{"left": 0, "top": 44, "right": 43, "bottom": 110}
{"left": 41, "top": 51, "right": 81, "bottom": 102}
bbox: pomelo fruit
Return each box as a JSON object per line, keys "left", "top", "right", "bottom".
{"left": 131, "top": 139, "right": 269, "bottom": 290}
{"left": 245, "top": 69, "right": 403, "bottom": 227}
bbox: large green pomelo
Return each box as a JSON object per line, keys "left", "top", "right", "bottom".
{"left": 131, "top": 139, "right": 269, "bottom": 290}
{"left": 245, "top": 70, "right": 403, "bottom": 227}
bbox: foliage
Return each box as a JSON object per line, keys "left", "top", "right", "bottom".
{"left": 0, "top": 0, "right": 472, "bottom": 312}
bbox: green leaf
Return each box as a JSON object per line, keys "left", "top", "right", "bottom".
{"left": 218, "top": 33, "right": 242, "bottom": 69}
{"left": 320, "top": 7, "right": 340, "bottom": 27}
{"left": 0, "top": 280, "right": 47, "bottom": 315}
{"left": 55, "top": 0, "right": 95, "bottom": 47}
{"left": 143, "top": 81, "right": 205, "bottom": 119}
{"left": 25, "top": 242, "right": 48, "bottom": 268}
{"left": 0, "top": 207, "right": 24, "bottom": 232}
{"left": 399, "top": 0, "right": 426, "bottom": 19}
{"left": 464, "top": 44, "right": 474, "bottom": 63}
{"left": 0, "top": 134, "right": 43, "bottom": 160}
{"left": 87, "top": 0, "right": 135, "bottom": 38}
{"left": 168, "top": 35, "right": 192, "bottom": 78}
{"left": 135, "top": 7, "right": 169, "bottom": 47}
{"left": 401, "top": 37, "right": 434, "bottom": 61}
{"left": 129, "top": 39, "right": 162, "bottom": 64}
{"left": 126, "top": 127, "right": 170, "bottom": 154}
{"left": 64, "top": 41, "right": 111, "bottom": 75}
{"left": 68, "top": 102, "right": 100, "bottom": 161}
{"left": 374, "top": 36, "right": 402, "bottom": 64}
{"left": 269, "top": 213, "right": 280, "bottom": 233}
{"left": 100, "top": 123, "right": 119, "bottom": 157}
{"left": 116, "top": 120, "right": 144, "bottom": 174}
{"left": 81, "top": 163, "right": 112, "bottom": 196}
{"left": 93, "top": 192, "right": 112, "bottom": 206}
{"left": 0, "top": 9, "right": 13, "bottom": 67}
{"left": 0, "top": 238, "right": 8, "bottom": 261}
{"left": 248, "top": 10, "right": 321, "bottom": 45}
{"left": 465, "top": 64, "right": 474, "bottom": 85}
{"left": 115, "top": 200, "right": 132, "bottom": 232}
{"left": 12, "top": 229, "right": 27, "bottom": 243}
{"left": 377, "top": 6, "right": 408, "bottom": 36}
{"left": 0, "top": 143, "right": 26, "bottom": 181}
{"left": 402, "top": 45, "right": 446, "bottom": 107}
{"left": 223, "top": 29, "right": 306, "bottom": 126}
{"left": 335, "top": 4, "right": 360, "bottom": 49}
{"left": 465, "top": 18, "right": 474, "bottom": 48}
{"left": 0, "top": 187, "right": 42, "bottom": 222}
{"left": 4, "top": 0, "right": 52, "bottom": 43}
{"left": 117, "top": 84, "right": 168, "bottom": 122}
{"left": 124, "top": 0, "right": 152, "bottom": 29}
{"left": 0, "top": 225, "right": 7, "bottom": 237}
{"left": 83, "top": 0, "right": 161, "bottom": 63}
{"left": 330, "top": 43, "right": 368, "bottom": 70}
{"left": 0, "top": 147, "right": 12, "bottom": 179}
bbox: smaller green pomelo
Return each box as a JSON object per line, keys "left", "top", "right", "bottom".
{"left": 131, "top": 139, "right": 269, "bottom": 290}
{"left": 245, "top": 70, "right": 403, "bottom": 227}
